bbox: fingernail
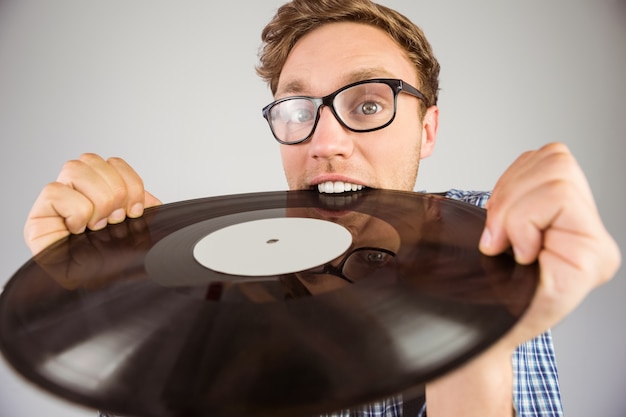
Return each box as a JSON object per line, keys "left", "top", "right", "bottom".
{"left": 93, "top": 218, "right": 108, "bottom": 230}
{"left": 129, "top": 202, "right": 144, "bottom": 217}
{"left": 479, "top": 227, "right": 492, "bottom": 248}
{"left": 512, "top": 245, "right": 527, "bottom": 264}
{"left": 109, "top": 208, "right": 126, "bottom": 223}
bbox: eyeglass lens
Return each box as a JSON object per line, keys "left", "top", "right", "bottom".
{"left": 342, "top": 248, "right": 395, "bottom": 281}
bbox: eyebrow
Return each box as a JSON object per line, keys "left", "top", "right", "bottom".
{"left": 276, "top": 67, "right": 397, "bottom": 98}
{"left": 276, "top": 80, "right": 307, "bottom": 97}
{"left": 343, "top": 68, "right": 396, "bottom": 85}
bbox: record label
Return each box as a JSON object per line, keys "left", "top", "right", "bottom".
{"left": 193, "top": 217, "right": 352, "bottom": 276}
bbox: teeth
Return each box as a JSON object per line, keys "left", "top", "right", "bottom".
{"left": 317, "top": 181, "right": 364, "bottom": 194}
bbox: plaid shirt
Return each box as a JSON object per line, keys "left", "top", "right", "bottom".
{"left": 100, "top": 190, "right": 563, "bottom": 417}
{"left": 318, "top": 331, "right": 561, "bottom": 417}
{"left": 319, "top": 191, "right": 563, "bottom": 417}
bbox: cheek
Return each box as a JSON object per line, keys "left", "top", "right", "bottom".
{"left": 372, "top": 123, "right": 422, "bottom": 189}
{"left": 280, "top": 146, "right": 300, "bottom": 169}
{"left": 381, "top": 147, "right": 420, "bottom": 189}
{"left": 279, "top": 146, "right": 304, "bottom": 186}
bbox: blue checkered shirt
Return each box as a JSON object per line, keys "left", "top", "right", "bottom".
{"left": 99, "top": 190, "right": 563, "bottom": 417}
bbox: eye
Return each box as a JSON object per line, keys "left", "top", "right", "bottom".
{"left": 365, "top": 250, "right": 392, "bottom": 266}
{"left": 342, "top": 248, "right": 395, "bottom": 281}
{"left": 290, "top": 108, "right": 314, "bottom": 123}
{"left": 359, "top": 101, "right": 381, "bottom": 115}
{"left": 276, "top": 99, "right": 315, "bottom": 124}
{"left": 352, "top": 249, "right": 394, "bottom": 268}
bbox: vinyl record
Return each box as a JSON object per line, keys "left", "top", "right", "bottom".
{"left": 0, "top": 189, "right": 538, "bottom": 417}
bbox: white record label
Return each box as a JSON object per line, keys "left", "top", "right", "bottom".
{"left": 193, "top": 217, "right": 353, "bottom": 276}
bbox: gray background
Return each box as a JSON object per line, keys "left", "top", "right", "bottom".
{"left": 0, "top": 1, "right": 624, "bottom": 416}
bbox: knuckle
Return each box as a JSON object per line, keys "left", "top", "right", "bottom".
{"left": 601, "top": 238, "right": 622, "bottom": 284}
{"left": 106, "top": 156, "right": 124, "bottom": 165}
{"left": 79, "top": 152, "right": 103, "bottom": 163}
{"left": 544, "top": 148, "right": 574, "bottom": 168}
{"left": 109, "top": 181, "right": 128, "bottom": 200}
{"left": 90, "top": 192, "right": 119, "bottom": 215}
{"left": 125, "top": 178, "right": 145, "bottom": 198}
{"left": 40, "top": 180, "right": 65, "bottom": 196}
{"left": 37, "top": 181, "right": 71, "bottom": 204}
{"left": 59, "top": 158, "right": 85, "bottom": 174}
{"left": 546, "top": 178, "right": 577, "bottom": 200}
{"left": 542, "top": 141, "right": 569, "bottom": 153}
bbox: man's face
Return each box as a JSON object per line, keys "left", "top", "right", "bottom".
{"left": 275, "top": 22, "right": 439, "bottom": 193}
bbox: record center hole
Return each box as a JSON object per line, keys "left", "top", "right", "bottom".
{"left": 266, "top": 238, "right": 280, "bottom": 245}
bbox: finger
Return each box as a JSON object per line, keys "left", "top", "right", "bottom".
{"left": 144, "top": 190, "right": 162, "bottom": 208}
{"left": 24, "top": 182, "right": 95, "bottom": 255}
{"left": 480, "top": 143, "right": 593, "bottom": 257}
{"left": 105, "top": 156, "right": 154, "bottom": 220}
{"left": 486, "top": 143, "right": 593, "bottom": 213}
{"left": 56, "top": 154, "right": 129, "bottom": 230}
{"left": 25, "top": 154, "right": 161, "bottom": 256}
{"left": 489, "top": 179, "right": 596, "bottom": 264}
{"left": 505, "top": 220, "right": 620, "bottom": 346}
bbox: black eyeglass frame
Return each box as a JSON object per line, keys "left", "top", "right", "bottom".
{"left": 261, "top": 78, "right": 429, "bottom": 145}
{"left": 304, "top": 246, "right": 396, "bottom": 284}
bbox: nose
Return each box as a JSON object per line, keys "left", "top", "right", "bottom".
{"left": 308, "top": 106, "right": 354, "bottom": 160}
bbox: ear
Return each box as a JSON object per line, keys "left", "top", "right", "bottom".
{"left": 419, "top": 105, "right": 439, "bottom": 159}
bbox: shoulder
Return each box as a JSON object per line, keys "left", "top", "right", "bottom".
{"left": 443, "top": 189, "right": 491, "bottom": 209}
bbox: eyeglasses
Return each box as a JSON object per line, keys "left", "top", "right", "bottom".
{"left": 262, "top": 78, "right": 429, "bottom": 145}
{"left": 304, "top": 246, "right": 396, "bottom": 284}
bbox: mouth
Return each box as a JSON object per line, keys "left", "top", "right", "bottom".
{"left": 315, "top": 181, "right": 365, "bottom": 194}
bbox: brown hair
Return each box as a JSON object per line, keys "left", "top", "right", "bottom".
{"left": 257, "top": 0, "right": 440, "bottom": 108}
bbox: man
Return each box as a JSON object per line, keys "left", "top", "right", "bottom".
{"left": 23, "top": 0, "right": 620, "bottom": 416}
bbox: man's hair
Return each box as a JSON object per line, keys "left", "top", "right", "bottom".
{"left": 256, "top": 0, "right": 440, "bottom": 108}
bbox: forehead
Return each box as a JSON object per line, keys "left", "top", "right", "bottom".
{"left": 276, "top": 22, "right": 418, "bottom": 97}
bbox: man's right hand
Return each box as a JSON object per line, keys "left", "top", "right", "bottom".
{"left": 24, "top": 153, "right": 162, "bottom": 255}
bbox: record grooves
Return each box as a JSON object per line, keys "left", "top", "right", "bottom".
{"left": 0, "top": 189, "right": 538, "bottom": 417}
